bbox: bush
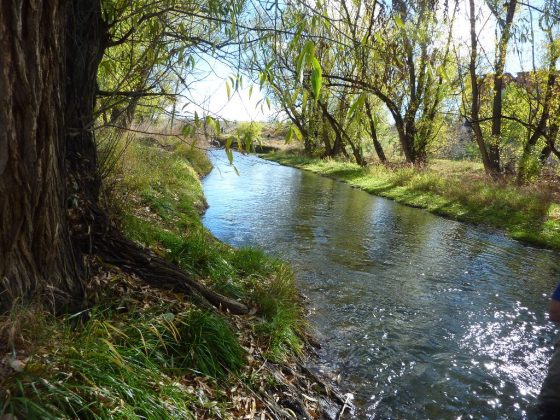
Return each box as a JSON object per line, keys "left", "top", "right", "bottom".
{"left": 236, "top": 122, "right": 263, "bottom": 150}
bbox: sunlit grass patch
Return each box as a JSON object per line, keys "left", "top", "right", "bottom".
{"left": 1, "top": 306, "right": 241, "bottom": 419}
{"left": 116, "top": 140, "right": 305, "bottom": 358}
{"left": 251, "top": 265, "right": 304, "bottom": 361}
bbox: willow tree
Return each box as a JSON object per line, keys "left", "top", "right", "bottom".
{"left": 255, "top": 0, "right": 458, "bottom": 165}
{"left": 516, "top": 1, "right": 560, "bottom": 180}
{"left": 353, "top": 0, "right": 457, "bottom": 164}
{"left": 466, "top": 0, "right": 518, "bottom": 176}
{"left": 0, "top": 0, "right": 85, "bottom": 311}
{"left": 0, "top": 0, "right": 248, "bottom": 314}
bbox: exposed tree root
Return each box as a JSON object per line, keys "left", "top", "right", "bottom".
{"left": 91, "top": 226, "right": 250, "bottom": 314}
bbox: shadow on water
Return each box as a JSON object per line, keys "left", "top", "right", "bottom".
{"left": 202, "top": 150, "right": 560, "bottom": 419}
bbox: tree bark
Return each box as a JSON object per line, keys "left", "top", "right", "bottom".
{"left": 0, "top": 0, "right": 250, "bottom": 315}
{"left": 489, "top": 0, "right": 517, "bottom": 174}
{"left": 321, "top": 113, "right": 334, "bottom": 157}
{"left": 65, "top": 0, "right": 107, "bottom": 207}
{"left": 0, "top": 0, "right": 84, "bottom": 312}
{"left": 468, "top": 0, "right": 496, "bottom": 176}
{"left": 365, "top": 100, "right": 387, "bottom": 163}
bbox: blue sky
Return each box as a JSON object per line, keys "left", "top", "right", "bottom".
{"left": 180, "top": 58, "right": 276, "bottom": 122}
{"left": 180, "top": 0, "right": 554, "bottom": 122}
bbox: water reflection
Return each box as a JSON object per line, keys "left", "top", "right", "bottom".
{"left": 202, "top": 151, "right": 560, "bottom": 418}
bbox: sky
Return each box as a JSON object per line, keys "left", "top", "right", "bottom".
{"left": 179, "top": 0, "right": 552, "bottom": 123}
{"left": 180, "top": 58, "right": 275, "bottom": 122}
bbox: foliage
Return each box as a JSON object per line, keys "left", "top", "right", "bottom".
{"left": 235, "top": 122, "right": 264, "bottom": 151}
{"left": 1, "top": 306, "right": 237, "bottom": 419}
{"left": 1, "top": 135, "right": 306, "bottom": 418}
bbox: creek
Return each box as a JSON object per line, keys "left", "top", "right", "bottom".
{"left": 202, "top": 150, "right": 559, "bottom": 418}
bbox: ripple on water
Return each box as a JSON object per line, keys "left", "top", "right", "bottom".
{"left": 202, "top": 151, "right": 560, "bottom": 418}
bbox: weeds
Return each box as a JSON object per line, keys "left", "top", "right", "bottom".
{"left": 1, "top": 137, "right": 306, "bottom": 418}
{"left": 2, "top": 307, "right": 237, "bottom": 419}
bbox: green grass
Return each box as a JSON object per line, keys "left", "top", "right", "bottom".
{"left": 115, "top": 140, "right": 304, "bottom": 358}
{"left": 1, "top": 138, "right": 305, "bottom": 418}
{"left": 265, "top": 152, "right": 560, "bottom": 250}
{"left": 2, "top": 308, "right": 237, "bottom": 419}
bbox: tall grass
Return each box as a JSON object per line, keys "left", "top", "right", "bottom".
{"left": 2, "top": 307, "right": 243, "bottom": 418}
{"left": 2, "top": 136, "right": 306, "bottom": 418}
{"left": 115, "top": 140, "right": 305, "bottom": 359}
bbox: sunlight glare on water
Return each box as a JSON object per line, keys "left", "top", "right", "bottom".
{"left": 202, "top": 150, "right": 560, "bottom": 418}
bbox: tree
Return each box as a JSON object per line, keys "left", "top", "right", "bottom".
{"left": 0, "top": 0, "right": 84, "bottom": 311}
{"left": 466, "top": 0, "right": 518, "bottom": 176}
{"left": 0, "top": 0, "right": 249, "bottom": 314}
{"left": 516, "top": 1, "right": 560, "bottom": 180}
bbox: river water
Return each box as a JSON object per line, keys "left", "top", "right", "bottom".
{"left": 202, "top": 150, "right": 560, "bottom": 419}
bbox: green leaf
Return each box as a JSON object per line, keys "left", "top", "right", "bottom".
{"left": 296, "top": 53, "right": 305, "bottom": 84}
{"left": 347, "top": 93, "right": 365, "bottom": 121}
{"left": 181, "top": 125, "right": 192, "bottom": 137}
{"left": 290, "top": 87, "right": 301, "bottom": 105}
{"left": 226, "top": 148, "right": 233, "bottom": 164}
{"left": 205, "top": 116, "right": 220, "bottom": 134}
{"left": 437, "top": 66, "right": 451, "bottom": 84}
{"left": 226, "top": 80, "right": 231, "bottom": 99}
{"left": 285, "top": 126, "right": 294, "bottom": 144}
{"left": 99, "top": 60, "right": 112, "bottom": 75}
{"left": 394, "top": 15, "right": 405, "bottom": 29}
{"left": 244, "top": 132, "right": 252, "bottom": 152}
{"left": 293, "top": 126, "right": 303, "bottom": 141}
{"left": 310, "top": 57, "right": 322, "bottom": 101}
{"left": 296, "top": 40, "right": 315, "bottom": 84}
{"left": 248, "top": 85, "right": 253, "bottom": 99}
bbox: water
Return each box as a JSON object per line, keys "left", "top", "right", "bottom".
{"left": 202, "top": 150, "right": 560, "bottom": 418}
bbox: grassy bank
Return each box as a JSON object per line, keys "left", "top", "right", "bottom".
{"left": 265, "top": 151, "right": 560, "bottom": 250}
{"left": 0, "top": 138, "right": 336, "bottom": 418}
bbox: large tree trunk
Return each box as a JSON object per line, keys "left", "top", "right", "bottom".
{"left": 65, "top": 0, "right": 106, "bottom": 213}
{"left": 0, "top": 0, "right": 84, "bottom": 312}
{"left": 0, "top": 0, "right": 249, "bottom": 315}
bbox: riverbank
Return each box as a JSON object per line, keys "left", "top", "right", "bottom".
{"left": 264, "top": 151, "right": 560, "bottom": 250}
{"left": 0, "top": 139, "right": 343, "bottom": 418}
